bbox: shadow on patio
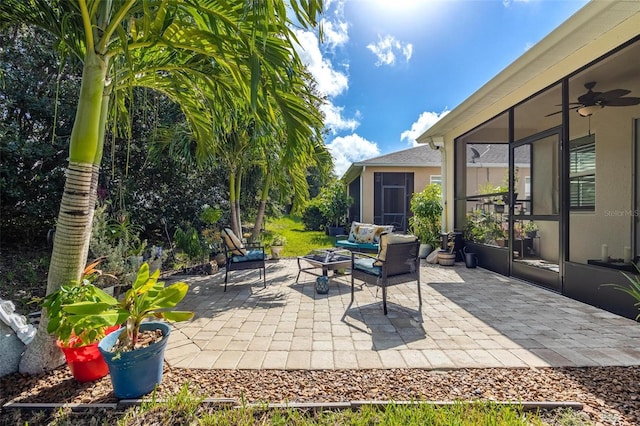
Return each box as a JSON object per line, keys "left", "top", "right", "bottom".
{"left": 164, "top": 258, "right": 640, "bottom": 371}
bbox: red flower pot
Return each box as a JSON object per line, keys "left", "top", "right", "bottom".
{"left": 57, "top": 326, "right": 119, "bottom": 382}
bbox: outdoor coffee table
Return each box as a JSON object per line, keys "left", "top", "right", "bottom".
{"left": 296, "top": 248, "right": 352, "bottom": 283}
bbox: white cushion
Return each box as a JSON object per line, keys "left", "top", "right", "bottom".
{"left": 222, "top": 228, "right": 247, "bottom": 256}
{"left": 374, "top": 233, "right": 418, "bottom": 266}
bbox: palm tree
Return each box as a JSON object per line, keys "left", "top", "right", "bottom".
{"left": 0, "top": 0, "right": 322, "bottom": 373}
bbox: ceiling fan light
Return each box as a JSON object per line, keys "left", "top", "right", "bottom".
{"left": 577, "top": 105, "right": 602, "bottom": 117}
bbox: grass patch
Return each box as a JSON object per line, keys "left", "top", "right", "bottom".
{"left": 114, "top": 385, "right": 554, "bottom": 425}
{"left": 264, "top": 215, "right": 337, "bottom": 257}
{"left": 1, "top": 383, "right": 589, "bottom": 425}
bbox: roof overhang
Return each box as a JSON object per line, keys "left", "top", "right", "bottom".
{"left": 417, "top": 1, "right": 640, "bottom": 144}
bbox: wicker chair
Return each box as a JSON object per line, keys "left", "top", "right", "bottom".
{"left": 222, "top": 228, "right": 267, "bottom": 291}
{"left": 350, "top": 236, "right": 421, "bottom": 315}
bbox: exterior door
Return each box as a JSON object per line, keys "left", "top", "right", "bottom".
{"left": 511, "top": 129, "right": 562, "bottom": 292}
{"left": 374, "top": 172, "right": 413, "bottom": 230}
{"left": 382, "top": 186, "right": 406, "bottom": 229}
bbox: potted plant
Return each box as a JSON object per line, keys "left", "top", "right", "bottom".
{"left": 42, "top": 258, "right": 119, "bottom": 382}
{"left": 318, "top": 180, "right": 353, "bottom": 236}
{"left": 409, "top": 184, "right": 443, "bottom": 258}
{"left": 601, "top": 263, "right": 640, "bottom": 321}
{"left": 522, "top": 221, "right": 538, "bottom": 238}
{"left": 62, "top": 263, "right": 194, "bottom": 398}
{"left": 269, "top": 234, "right": 287, "bottom": 260}
{"left": 438, "top": 233, "right": 457, "bottom": 266}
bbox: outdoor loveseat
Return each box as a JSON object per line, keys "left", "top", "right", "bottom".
{"left": 335, "top": 222, "right": 394, "bottom": 252}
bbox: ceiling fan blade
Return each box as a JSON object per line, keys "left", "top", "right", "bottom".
{"left": 603, "top": 97, "right": 640, "bottom": 106}
{"left": 578, "top": 91, "right": 601, "bottom": 104}
{"left": 595, "top": 89, "right": 631, "bottom": 101}
{"left": 545, "top": 106, "right": 579, "bottom": 117}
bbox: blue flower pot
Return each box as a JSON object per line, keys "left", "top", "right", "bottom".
{"left": 98, "top": 321, "right": 171, "bottom": 399}
{"left": 315, "top": 276, "right": 330, "bottom": 294}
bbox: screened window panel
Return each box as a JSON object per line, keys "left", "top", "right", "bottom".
{"left": 569, "top": 135, "right": 595, "bottom": 210}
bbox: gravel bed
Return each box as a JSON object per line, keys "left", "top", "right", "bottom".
{"left": 1, "top": 365, "right": 639, "bottom": 425}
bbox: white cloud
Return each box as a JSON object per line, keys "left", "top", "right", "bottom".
{"left": 400, "top": 110, "right": 450, "bottom": 147}
{"left": 292, "top": 29, "right": 348, "bottom": 98}
{"left": 367, "top": 35, "right": 413, "bottom": 66}
{"left": 292, "top": 23, "right": 358, "bottom": 138}
{"left": 326, "top": 134, "right": 380, "bottom": 177}
{"left": 322, "top": 19, "right": 349, "bottom": 49}
{"left": 321, "top": 103, "right": 359, "bottom": 134}
{"left": 503, "top": 0, "right": 530, "bottom": 7}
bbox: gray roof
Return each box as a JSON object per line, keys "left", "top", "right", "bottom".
{"left": 467, "top": 144, "right": 530, "bottom": 165}
{"left": 342, "top": 143, "right": 529, "bottom": 181}
{"left": 357, "top": 145, "right": 441, "bottom": 167}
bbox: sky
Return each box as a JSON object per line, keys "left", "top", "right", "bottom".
{"left": 291, "top": 0, "right": 589, "bottom": 176}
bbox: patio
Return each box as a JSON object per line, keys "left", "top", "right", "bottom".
{"left": 165, "top": 259, "right": 640, "bottom": 370}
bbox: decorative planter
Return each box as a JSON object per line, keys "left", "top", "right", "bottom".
{"left": 98, "top": 321, "right": 171, "bottom": 399}
{"left": 58, "top": 326, "right": 119, "bottom": 383}
{"left": 270, "top": 246, "right": 284, "bottom": 259}
{"left": 418, "top": 243, "right": 433, "bottom": 259}
{"left": 315, "top": 276, "right": 330, "bottom": 294}
{"left": 463, "top": 247, "right": 477, "bottom": 268}
{"left": 438, "top": 251, "right": 456, "bottom": 266}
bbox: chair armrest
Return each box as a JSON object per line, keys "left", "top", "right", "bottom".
{"left": 351, "top": 250, "right": 380, "bottom": 263}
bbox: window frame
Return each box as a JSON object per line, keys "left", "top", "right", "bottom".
{"left": 569, "top": 134, "right": 595, "bottom": 211}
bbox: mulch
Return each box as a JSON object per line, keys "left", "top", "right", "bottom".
{"left": 1, "top": 365, "right": 639, "bottom": 425}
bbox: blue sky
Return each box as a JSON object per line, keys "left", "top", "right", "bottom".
{"left": 292, "top": 0, "right": 589, "bottom": 176}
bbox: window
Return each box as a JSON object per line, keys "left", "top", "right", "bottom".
{"left": 430, "top": 175, "right": 442, "bottom": 186}
{"left": 569, "top": 134, "right": 595, "bottom": 210}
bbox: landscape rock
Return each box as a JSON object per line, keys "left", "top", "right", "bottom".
{"left": 0, "top": 320, "right": 25, "bottom": 377}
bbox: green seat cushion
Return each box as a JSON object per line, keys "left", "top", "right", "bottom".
{"left": 353, "top": 257, "right": 382, "bottom": 277}
{"left": 231, "top": 249, "right": 266, "bottom": 263}
{"left": 335, "top": 240, "right": 379, "bottom": 251}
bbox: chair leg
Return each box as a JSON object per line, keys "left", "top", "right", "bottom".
{"left": 350, "top": 274, "right": 355, "bottom": 302}
{"left": 262, "top": 265, "right": 266, "bottom": 288}
{"left": 224, "top": 269, "right": 228, "bottom": 292}
{"left": 382, "top": 282, "right": 388, "bottom": 315}
{"left": 417, "top": 275, "right": 422, "bottom": 307}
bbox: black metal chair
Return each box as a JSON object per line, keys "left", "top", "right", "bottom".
{"left": 350, "top": 238, "right": 421, "bottom": 315}
{"left": 222, "top": 228, "right": 266, "bottom": 291}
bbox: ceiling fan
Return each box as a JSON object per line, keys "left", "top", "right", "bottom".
{"left": 546, "top": 81, "right": 640, "bottom": 117}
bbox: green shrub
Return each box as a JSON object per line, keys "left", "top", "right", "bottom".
{"left": 301, "top": 199, "right": 326, "bottom": 231}
{"left": 173, "top": 225, "right": 203, "bottom": 263}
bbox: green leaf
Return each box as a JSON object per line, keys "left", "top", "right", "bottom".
{"left": 63, "top": 301, "right": 113, "bottom": 315}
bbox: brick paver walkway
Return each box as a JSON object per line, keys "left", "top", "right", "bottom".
{"left": 165, "top": 259, "right": 640, "bottom": 370}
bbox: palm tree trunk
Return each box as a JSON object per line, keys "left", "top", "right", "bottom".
{"left": 252, "top": 172, "right": 271, "bottom": 242}
{"left": 20, "top": 51, "right": 107, "bottom": 374}
{"left": 229, "top": 172, "right": 240, "bottom": 236}
{"left": 235, "top": 169, "right": 243, "bottom": 237}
